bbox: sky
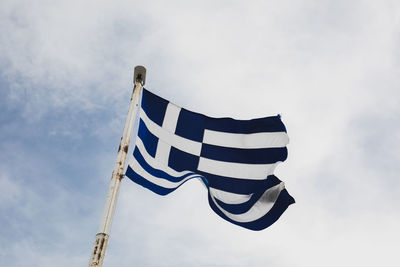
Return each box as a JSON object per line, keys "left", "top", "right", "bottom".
{"left": 0, "top": 0, "right": 399, "bottom": 266}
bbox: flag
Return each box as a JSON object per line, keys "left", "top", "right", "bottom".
{"left": 125, "top": 89, "right": 295, "bottom": 230}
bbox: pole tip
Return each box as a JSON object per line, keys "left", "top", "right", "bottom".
{"left": 134, "top": 66, "right": 146, "bottom": 85}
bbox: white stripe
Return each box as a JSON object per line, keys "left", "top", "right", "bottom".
{"left": 162, "top": 103, "right": 181, "bottom": 132}
{"left": 198, "top": 157, "right": 281, "bottom": 180}
{"left": 140, "top": 108, "right": 202, "bottom": 156}
{"left": 210, "top": 182, "right": 285, "bottom": 223}
{"left": 133, "top": 137, "right": 193, "bottom": 177}
{"left": 209, "top": 187, "right": 252, "bottom": 204}
{"left": 203, "top": 130, "right": 289, "bottom": 149}
{"left": 155, "top": 103, "right": 181, "bottom": 164}
{"left": 155, "top": 140, "right": 171, "bottom": 166}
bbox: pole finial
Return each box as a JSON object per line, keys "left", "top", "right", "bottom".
{"left": 134, "top": 66, "right": 146, "bottom": 85}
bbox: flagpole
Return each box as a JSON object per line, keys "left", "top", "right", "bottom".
{"left": 89, "top": 66, "right": 146, "bottom": 267}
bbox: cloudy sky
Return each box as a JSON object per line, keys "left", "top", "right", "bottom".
{"left": 1, "top": 0, "right": 399, "bottom": 266}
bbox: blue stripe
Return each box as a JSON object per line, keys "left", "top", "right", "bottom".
{"left": 214, "top": 191, "right": 263, "bottom": 214}
{"left": 126, "top": 165, "right": 205, "bottom": 196}
{"left": 126, "top": 166, "right": 175, "bottom": 195}
{"left": 168, "top": 147, "right": 200, "bottom": 172}
{"left": 205, "top": 115, "right": 287, "bottom": 133}
{"left": 208, "top": 187, "right": 295, "bottom": 231}
{"left": 200, "top": 144, "right": 288, "bottom": 164}
{"left": 213, "top": 175, "right": 282, "bottom": 214}
{"left": 133, "top": 147, "right": 194, "bottom": 183}
{"left": 198, "top": 171, "right": 280, "bottom": 195}
{"left": 137, "top": 119, "right": 158, "bottom": 158}
{"left": 175, "top": 108, "right": 205, "bottom": 142}
{"left": 143, "top": 88, "right": 286, "bottom": 134}
{"left": 141, "top": 89, "right": 168, "bottom": 126}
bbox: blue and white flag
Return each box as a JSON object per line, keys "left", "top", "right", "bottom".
{"left": 126, "top": 89, "right": 294, "bottom": 230}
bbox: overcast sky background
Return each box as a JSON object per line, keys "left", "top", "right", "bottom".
{"left": 1, "top": 0, "right": 399, "bottom": 266}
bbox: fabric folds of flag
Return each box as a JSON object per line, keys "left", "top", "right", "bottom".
{"left": 125, "top": 89, "right": 295, "bottom": 230}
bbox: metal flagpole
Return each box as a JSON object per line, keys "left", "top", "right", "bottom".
{"left": 89, "top": 66, "right": 146, "bottom": 267}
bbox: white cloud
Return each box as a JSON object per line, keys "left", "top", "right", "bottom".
{"left": 0, "top": 174, "right": 21, "bottom": 206}
{"left": 1, "top": 0, "right": 399, "bottom": 266}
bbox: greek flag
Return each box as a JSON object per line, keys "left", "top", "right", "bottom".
{"left": 126, "top": 89, "right": 295, "bottom": 230}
